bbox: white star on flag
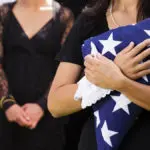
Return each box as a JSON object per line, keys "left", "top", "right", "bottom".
{"left": 101, "top": 121, "right": 118, "bottom": 147}
{"left": 144, "top": 30, "right": 150, "bottom": 36}
{"left": 111, "top": 94, "right": 132, "bottom": 115}
{"left": 99, "top": 33, "right": 122, "bottom": 56}
{"left": 91, "top": 42, "right": 99, "bottom": 56}
{"left": 94, "top": 110, "right": 100, "bottom": 128}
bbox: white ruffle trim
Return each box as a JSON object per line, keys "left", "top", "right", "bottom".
{"left": 74, "top": 76, "right": 112, "bottom": 109}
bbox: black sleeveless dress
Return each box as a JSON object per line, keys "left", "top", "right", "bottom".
{"left": 1, "top": 7, "right": 67, "bottom": 150}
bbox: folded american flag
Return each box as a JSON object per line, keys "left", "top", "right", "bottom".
{"left": 75, "top": 18, "right": 150, "bottom": 150}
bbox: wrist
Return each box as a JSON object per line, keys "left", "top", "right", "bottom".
{"left": 0, "top": 95, "right": 16, "bottom": 111}
{"left": 115, "top": 76, "right": 131, "bottom": 92}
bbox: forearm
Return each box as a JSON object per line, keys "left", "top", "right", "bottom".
{"left": 0, "top": 65, "right": 16, "bottom": 110}
{"left": 0, "top": 65, "right": 8, "bottom": 96}
{"left": 118, "top": 77, "right": 150, "bottom": 110}
{"left": 0, "top": 6, "right": 16, "bottom": 111}
{"left": 48, "top": 84, "right": 82, "bottom": 118}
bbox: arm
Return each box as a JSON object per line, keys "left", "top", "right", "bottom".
{"left": 48, "top": 62, "right": 82, "bottom": 118}
{"left": 48, "top": 14, "right": 88, "bottom": 117}
{"left": 118, "top": 77, "right": 150, "bottom": 110}
{"left": 0, "top": 5, "right": 16, "bottom": 111}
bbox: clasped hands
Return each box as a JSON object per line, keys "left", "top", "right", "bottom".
{"left": 5, "top": 103, "right": 44, "bottom": 129}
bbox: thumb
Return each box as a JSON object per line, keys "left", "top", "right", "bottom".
{"left": 22, "top": 104, "right": 28, "bottom": 110}
{"left": 22, "top": 110, "right": 30, "bottom": 121}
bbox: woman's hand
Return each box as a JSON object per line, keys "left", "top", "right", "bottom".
{"left": 84, "top": 54, "right": 126, "bottom": 90}
{"left": 114, "top": 39, "right": 150, "bottom": 80}
{"left": 22, "top": 103, "right": 44, "bottom": 129}
{"left": 5, "top": 104, "right": 31, "bottom": 127}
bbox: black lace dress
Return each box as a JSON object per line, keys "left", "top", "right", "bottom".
{"left": 1, "top": 8, "right": 67, "bottom": 150}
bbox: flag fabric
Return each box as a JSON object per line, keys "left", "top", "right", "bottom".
{"left": 81, "top": 18, "right": 150, "bottom": 150}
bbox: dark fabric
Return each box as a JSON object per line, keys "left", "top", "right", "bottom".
{"left": 1, "top": 111, "right": 66, "bottom": 150}
{"left": 56, "top": 0, "right": 88, "bottom": 18}
{"left": 57, "top": 14, "right": 108, "bottom": 66}
{"left": 57, "top": 13, "right": 150, "bottom": 150}
{"left": 64, "top": 108, "right": 91, "bottom": 150}
{"left": 118, "top": 111, "right": 150, "bottom": 150}
{"left": 3, "top": 100, "right": 16, "bottom": 110}
{"left": 78, "top": 114, "right": 97, "bottom": 150}
{"left": 62, "top": 0, "right": 88, "bottom": 18}
{"left": 3, "top": 10, "right": 65, "bottom": 109}
{"left": 2, "top": 95, "right": 16, "bottom": 111}
{"left": 0, "top": 111, "right": 13, "bottom": 150}
{"left": 1, "top": 8, "right": 67, "bottom": 150}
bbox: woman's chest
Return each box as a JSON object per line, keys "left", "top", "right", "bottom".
{"left": 3, "top": 13, "right": 65, "bottom": 56}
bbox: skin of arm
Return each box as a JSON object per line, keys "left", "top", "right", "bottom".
{"left": 48, "top": 62, "right": 82, "bottom": 117}
{"left": 118, "top": 77, "right": 150, "bottom": 110}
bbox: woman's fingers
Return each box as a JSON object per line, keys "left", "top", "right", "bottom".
{"left": 85, "top": 55, "right": 95, "bottom": 65}
{"left": 15, "top": 111, "right": 31, "bottom": 127}
{"left": 133, "top": 69, "right": 150, "bottom": 79}
{"left": 134, "top": 48, "right": 150, "bottom": 63}
{"left": 84, "top": 59, "right": 93, "bottom": 70}
{"left": 119, "top": 42, "right": 135, "bottom": 54}
{"left": 129, "top": 39, "right": 150, "bottom": 57}
{"left": 135, "top": 60, "right": 150, "bottom": 72}
{"left": 22, "top": 109, "right": 30, "bottom": 120}
{"left": 85, "top": 54, "right": 100, "bottom": 71}
{"left": 96, "top": 53, "right": 113, "bottom": 64}
{"left": 84, "top": 68, "right": 94, "bottom": 83}
{"left": 16, "top": 115, "right": 28, "bottom": 127}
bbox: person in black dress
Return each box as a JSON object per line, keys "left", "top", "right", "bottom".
{"left": 0, "top": 0, "right": 74, "bottom": 150}
{"left": 48, "top": 0, "right": 150, "bottom": 149}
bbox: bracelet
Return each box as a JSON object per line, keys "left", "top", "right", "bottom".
{"left": 0, "top": 96, "right": 6, "bottom": 108}
{"left": 0, "top": 95, "right": 16, "bottom": 109}
{"left": 2, "top": 99, "right": 16, "bottom": 104}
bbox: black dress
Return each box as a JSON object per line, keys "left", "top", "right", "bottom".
{"left": 1, "top": 9, "right": 67, "bottom": 150}
{"left": 57, "top": 13, "right": 150, "bottom": 150}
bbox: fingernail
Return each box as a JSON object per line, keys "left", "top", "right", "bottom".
{"left": 130, "top": 41, "right": 134, "bottom": 45}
